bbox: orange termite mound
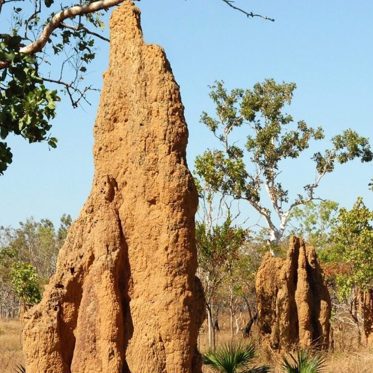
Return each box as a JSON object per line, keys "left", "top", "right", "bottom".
{"left": 256, "top": 237, "right": 331, "bottom": 350}
{"left": 22, "top": 2, "right": 205, "bottom": 372}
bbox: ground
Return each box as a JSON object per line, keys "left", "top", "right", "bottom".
{"left": 0, "top": 319, "right": 24, "bottom": 373}
{"left": 199, "top": 316, "right": 373, "bottom": 373}
{"left": 1, "top": 318, "right": 373, "bottom": 373}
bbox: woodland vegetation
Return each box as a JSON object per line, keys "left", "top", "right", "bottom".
{"left": 0, "top": 215, "right": 71, "bottom": 318}
{"left": 0, "top": 1, "right": 372, "bottom": 373}
{"left": 1, "top": 185, "right": 372, "bottom": 372}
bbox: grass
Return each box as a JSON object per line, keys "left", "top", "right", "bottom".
{"left": 1, "top": 318, "right": 373, "bottom": 373}
{"left": 0, "top": 319, "right": 24, "bottom": 373}
{"left": 323, "top": 351, "right": 373, "bottom": 373}
{"left": 199, "top": 316, "right": 373, "bottom": 373}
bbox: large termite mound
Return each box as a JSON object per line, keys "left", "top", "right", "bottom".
{"left": 22, "top": 2, "right": 205, "bottom": 372}
{"left": 256, "top": 237, "right": 331, "bottom": 350}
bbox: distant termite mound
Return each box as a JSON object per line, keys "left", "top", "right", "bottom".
{"left": 256, "top": 237, "right": 331, "bottom": 350}
{"left": 22, "top": 2, "right": 205, "bottom": 372}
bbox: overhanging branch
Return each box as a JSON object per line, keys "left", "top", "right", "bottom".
{"left": 0, "top": 0, "right": 124, "bottom": 69}
{"left": 60, "top": 22, "right": 110, "bottom": 42}
{"left": 42, "top": 76, "right": 99, "bottom": 108}
{"left": 21, "top": 0, "right": 123, "bottom": 55}
{"left": 221, "top": 0, "right": 275, "bottom": 22}
{"left": 0, "top": 0, "right": 273, "bottom": 70}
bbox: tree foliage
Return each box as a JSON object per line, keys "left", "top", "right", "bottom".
{"left": 197, "top": 217, "right": 247, "bottom": 301}
{"left": 323, "top": 198, "right": 373, "bottom": 299}
{"left": 195, "top": 79, "right": 372, "bottom": 243}
{"left": 0, "top": 0, "right": 111, "bottom": 173}
{"left": 197, "top": 214, "right": 249, "bottom": 348}
{"left": 10, "top": 261, "right": 41, "bottom": 306}
{"left": 289, "top": 200, "right": 339, "bottom": 249}
{"left": 0, "top": 214, "right": 71, "bottom": 316}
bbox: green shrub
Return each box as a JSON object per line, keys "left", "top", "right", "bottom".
{"left": 282, "top": 350, "right": 325, "bottom": 373}
{"left": 203, "top": 342, "right": 270, "bottom": 373}
{"left": 10, "top": 262, "right": 41, "bottom": 307}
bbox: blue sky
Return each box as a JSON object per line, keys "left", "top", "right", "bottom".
{"left": 0, "top": 0, "right": 372, "bottom": 227}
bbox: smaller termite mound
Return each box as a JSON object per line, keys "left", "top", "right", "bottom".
{"left": 256, "top": 236, "right": 331, "bottom": 350}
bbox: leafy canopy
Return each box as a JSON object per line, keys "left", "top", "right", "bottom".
{"left": 0, "top": 0, "right": 107, "bottom": 174}
{"left": 0, "top": 34, "right": 59, "bottom": 174}
{"left": 0, "top": 215, "right": 71, "bottom": 312}
{"left": 196, "top": 216, "right": 247, "bottom": 302}
{"left": 195, "top": 79, "right": 372, "bottom": 243}
{"left": 10, "top": 261, "right": 41, "bottom": 306}
{"left": 289, "top": 200, "right": 339, "bottom": 249}
{"left": 324, "top": 198, "right": 373, "bottom": 299}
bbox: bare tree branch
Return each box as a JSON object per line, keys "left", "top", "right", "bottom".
{"left": 221, "top": 0, "right": 274, "bottom": 22}
{"left": 42, "top": 76, "right": 99, "bottom": 108}
{"left": 60, "top": 22, "right": 110, "bottom": 42}
{"left": 0, "top": 0, "right": 124, "bottom": 68}
{"left": 0, "top": 0, "right": 273, "bottom": 70}
{"left": 0, "top": 0, "right": 23, "bottom": 13}
{"left": 24, "top": 0, "right": 42, "bottom": 41}
{"left": 21, "top": 0, "right": 123, "bottom": 55}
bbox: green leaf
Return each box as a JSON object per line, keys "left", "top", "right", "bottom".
{"left": 48, "top": 137, "right": 58, "bottom": 149}
{"left": 44, "top": 0, "right": 54, "bottom": 8}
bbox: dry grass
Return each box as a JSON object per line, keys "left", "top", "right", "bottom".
{"left": 199, "top": 319, "right": 373, "bottom": 373}
{"left": 0, "top": 319, "right": 24, "bottom": 373}
{"left": 1, "top": 318, "right": 373, "bottom": 372}
{"left": 323, "top": 350, "right": 373, "bottom": 373}
{"left": 264, "top": 349, "right": 373, "bottom": 373}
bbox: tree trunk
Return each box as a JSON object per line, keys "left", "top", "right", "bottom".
{"left": 229, "top": 286, "right": 234, "bottom": 340}
{"left": 207, "top": 303, "right": 216, "bottom": 350}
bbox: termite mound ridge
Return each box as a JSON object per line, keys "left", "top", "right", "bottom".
{"left": 22, "top": 2, "right": 205, "bottom": 372}
{"left": 256, "top": 236, "right": 331, "bottom": 350}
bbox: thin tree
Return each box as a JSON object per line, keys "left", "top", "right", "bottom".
{"left": 195, "top": 79, "right": 372, "bottom": 244}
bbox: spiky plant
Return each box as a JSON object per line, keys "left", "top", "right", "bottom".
{"left": 203, "top": 342, "right": 270, "bottom": 373}
{"left": 282, "top": 350, "right": 326, "bottom": 373}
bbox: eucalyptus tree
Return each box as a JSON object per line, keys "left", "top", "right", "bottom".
{"left": 195, "top": 79, "right": 372, "bottom": 244}
{"left": 328, "top": 198, "right": 373, "bottom": 297}
{"left": 289, "top": 200, "right": 339, "bottom": 249}
{"left": 196, "top": 216, "right": 247, "bottom": 349}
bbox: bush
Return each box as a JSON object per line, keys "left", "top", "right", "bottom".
{"left": 282, "top": 350, "right": 326, "bottom": 373}
{"left": 203, "top": 342, "right": 270, "bottom": 373}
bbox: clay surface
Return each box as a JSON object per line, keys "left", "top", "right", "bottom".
{"left": 22, "top": 2, "right": 205, "bottom": 372}
{"left": 256, "top": 237, "right": 331, "bottom": 350}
